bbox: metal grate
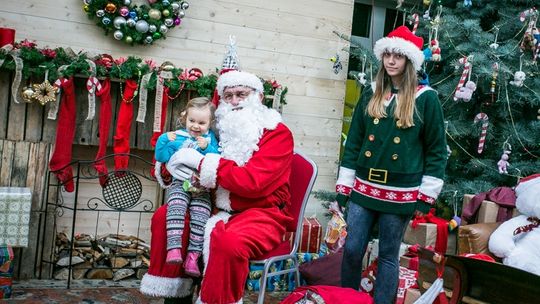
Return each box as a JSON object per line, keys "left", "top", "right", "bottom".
{"left": 102, "top": 172, "right": 142, "bottom": 210}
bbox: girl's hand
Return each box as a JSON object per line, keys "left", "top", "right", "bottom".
{"left": 196, "top": 136, "right": 208, "bottom": 149}
{"left": 167, "top": 132, "right": 176, "bottom": 141}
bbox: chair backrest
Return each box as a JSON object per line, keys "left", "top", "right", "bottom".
{"left": 287, "top": 150, "right": 318, "bottom": 253}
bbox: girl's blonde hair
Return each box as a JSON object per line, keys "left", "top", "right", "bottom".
{"left": 179, "top": 97, "right": 216, "bottom": 127}
{"left": 366, "top": 59, "right": 418, "bottom": 128}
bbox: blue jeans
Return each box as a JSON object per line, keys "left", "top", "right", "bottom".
{"left": 341, "top": 202, "right": 410, "bottom": 304}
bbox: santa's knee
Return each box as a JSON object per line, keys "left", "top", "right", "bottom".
{"left": 210, "top": 230, "right": 248, "bottom": 260}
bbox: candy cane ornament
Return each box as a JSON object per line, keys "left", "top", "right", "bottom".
{"left": 454, "top": 56, "right": 472, "bottom": 101}
{"left": 410, "top": 13, "right": 420, "bottom": 34}
{"left": 474, "top": 112, "right": 489, "bottom": 154}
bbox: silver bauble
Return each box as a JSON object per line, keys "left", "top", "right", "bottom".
{"left": 164, "top": 18, "right": 174, "bottom": 27}
{"left": 181, "top": 1, "right": 189, "bottom": 10}
{"left": 178, "top": 10, "right": 185, "bottom": 18}
{"left": 126, "top": 18, "right": 136, "bottom": 27}
{"left": 102, "top": 17, "right": 111, "bottom": 25}
{"left": 123, "top": 0, "right": 131, "bottom": 5}
{"left": 113, "top": 30, "right": 124, "bottom": 40}
{"left": 83, "top": 0, "right": 92, "bottom": 5}
{"left": 144, "top": 36, "right": 153, "bottom": 44}
{"left": 135, "top": 20, "right": 150, "bottom": 33}
{"left": 96, "top": 9, "right": 105, "bottom": 17}
{"left": 149, "top": 24, "right": 157, "bottom": 33}
{"left": 159, "top": 24, "right": 168, "bottom": 33}
{"left": 22, "top": 86, "right": 35, "bottom": 103}
{"left": 171, "top": 2, "right": 180, "bottom": 11}
{"left": 113, "top": 16, "right": 127, "bottom": 29}
{"left": 162, "top": 0, "right": 170, "bottom": 6}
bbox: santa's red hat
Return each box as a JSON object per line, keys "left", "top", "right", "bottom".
{"left": 373, "top": 25, "right": 425, "bottom": 71}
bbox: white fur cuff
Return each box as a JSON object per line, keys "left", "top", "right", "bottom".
{"left": 200, "top": 153, "right": 221, "bottom": 188}
{"left": 336, "top": 166, "right": 356, "bottom": 188}
{"left": 215, "top": 186, "right": 233, "bottom": 212}
{"left": 418, "top": 175, "right": 444, "bottom": 199}
{"left": 140, "top": 273, "right": 193, "bottom": 298}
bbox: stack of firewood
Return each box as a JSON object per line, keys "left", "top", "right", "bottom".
{"left": 53, "top": 232, "right": 150, "bottom": 281}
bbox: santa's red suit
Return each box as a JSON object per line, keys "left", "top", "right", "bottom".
{"left": 140, "top": 71, "right": 294, "bottom": 304}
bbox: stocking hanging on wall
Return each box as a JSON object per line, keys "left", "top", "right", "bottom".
{"left": 93, "top": 78, "right": 112, "bottom": 187}
{"left": 113, "top": 79, "right": 138, "bottom": 171}
{"left": 48, "top": 77, "right": 77, "bottom": 192}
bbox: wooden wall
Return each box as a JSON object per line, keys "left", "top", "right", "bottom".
{"left": 0, "top": 0, "right": 354, "bottom": 215}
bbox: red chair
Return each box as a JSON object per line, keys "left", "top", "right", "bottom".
{"left": 249, "top": 150, "right": 318, "bottom": 304}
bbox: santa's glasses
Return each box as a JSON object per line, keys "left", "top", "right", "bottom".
{"left": 222, "top": 89, "right": 254, "bottom": 101}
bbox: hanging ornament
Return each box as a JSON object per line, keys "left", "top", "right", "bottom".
{"left": 144, "top": 36, "right": 154, "bottom": 44}
{"left": 162, "top": 9, "right": 170, "bottom": 17}
{"left": 463, "top": 0, "right": 472, "bottom": 7}
{"left": 488, "top": 62, "right": 499, "bottom": 105}
{"left": 409, "top": 13, "right": 419, "bottom": 34}
{"left": 149, "top": 24, "right": 157, "bottom": 33}
{"left": 473, "top": 112, "right": 489, "bottom": 154}
{"left": 96, "top": 9, "right": 105, "bottom": 17}
{"left": 125, "top": 36, "right": 133, "bottom": 44}
{"left": 454, "top": 56, "right": 475, "bottom": 102}
{"left": 171, "top": 2, "right": 180, "bottom": 12}
{"left": 135, "top": 20, "right": 150, "bottom": 33}
{"left": 164, "top": 18, "right": 174, "bottom": 26}
{"left": 113, "top": 16, "right": 127, "bottom": 29}
{"left": 159, "top": 24, "right": 169, "bottom": 33}
{"left": 113, "top": 30, "right": 124, "bottom": 40}
{"left": 148, "top": 8, "right": 162, "bottom": 20}
{"left": 123, "top": 0, "right": 131, "bottom": 5}
{"left": 489, "top": 27, "right": 499, "bottom": 49}
{"left": 448, "top": 191, "right": 461, "bottom": 231}
{"left": 181, "top": 1, "right": 189, "bottom": 10}
{"left": 21, "top": 85, "right": 36, "bottom": 103}
{"left": 537, "top": 108, "right": 540, "bottom": 120}
{"left": 356, "top": 54, "right": 367, "bottom": 86}
{"left": 119, "top": 6, "right": 129, "bottom": 17}
{"left": 330, "top": 53, "right": 342, "bottom": 74}
{"left": 396, "top": 0, "right": 404, "bottom": 9}
{"left": 510, "top": 54, "right": 526, "bottom": 87}
{"left": 520, "top": 8, "right": 538, "bottom": 52}
{"left": 126, "top": 18, "right": 136, "bottom": 27}
{"left": 423, "top": 0, "right": 431, "bottom": 6}
{"left": 105, "top": 3, "right": 117, "bottom": 13}
{"left": 32, "top": 70, "right": 57, "bottom": 106}
{"left": 497, "top": 140, "right": 511, "bottom": 174}
{"left": 102, "top": 17, "right": 111, "bottom": 25}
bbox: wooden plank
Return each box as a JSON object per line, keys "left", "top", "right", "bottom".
{"left": 0, "top": 72, "right": 10, "bottom": 139}
{"left": 6, "top": 94, "right": 26, "bottom": 141}
{"left": 283, "top": 94, "right": 344, "bottom": 120}
{"left": 24, "top": 100, "right": 45, "bottom": 142}
{"left": 0, "top": 140, "right": 15, "bottom": 186}
{"left": 11, "top": 141, "right": 31, "bottom": 187}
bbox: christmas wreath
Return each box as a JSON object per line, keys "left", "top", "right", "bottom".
{"left": 83, "top": 0, "right": 189, "bottom": 45}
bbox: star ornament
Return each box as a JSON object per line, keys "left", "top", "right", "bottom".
{"left": 32, "top": 80, "right": 57, "bottom": 105}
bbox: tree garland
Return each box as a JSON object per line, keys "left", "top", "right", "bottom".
{"left": 83, "top": 0, "right": 189, "bottom": 45}
{"left": 0, "top": 39, "right": 288, "bottom": 107}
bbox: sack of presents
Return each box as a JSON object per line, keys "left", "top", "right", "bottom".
{"left": 0, "top": 246, "right": 14, "bottom": 299}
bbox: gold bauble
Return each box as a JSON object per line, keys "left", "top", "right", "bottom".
{"left": 423, "top": 0, "right": 431, "bottom": 5}
{"left": 148, "top": 9, "right": 162, "bottom": 20}
{"left": 105, "top": 3, "right": 117, "bottom": 14}
{"left": 83, "top": 5, "right": 90, "bottom": 12}
{"left": 21, "top": 86, "right": 36, "bottom": 103}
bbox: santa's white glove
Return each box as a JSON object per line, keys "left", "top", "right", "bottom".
{"left": 166, "top": 163, "right": 194, "bottom": 181}
{"left": 169, "top": 148, "right": 204, "bottom": 170}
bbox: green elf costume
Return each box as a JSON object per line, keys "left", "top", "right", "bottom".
{"left": 336, "top": 28, "right": 447, "bottom": 214}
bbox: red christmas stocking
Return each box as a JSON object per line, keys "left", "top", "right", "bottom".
{"left": 93, "top": 78, "right": 112, "bottom": 186}
{"left": 49, "top": 77, "right": 77, "bottom": 192}
{"left": 113, "top": 79, "right": 138, "bottom": 171}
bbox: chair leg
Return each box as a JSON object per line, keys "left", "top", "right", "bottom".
{"left": 258, "top": 266, "right": 268, "bottom": 304}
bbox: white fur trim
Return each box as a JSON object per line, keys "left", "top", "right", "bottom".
{"left": 154, "top": 161, "right": 170, "bottom": 189}
{"left": 216, "top": 71, "right": 264, "bottom": 96}
{"left": 373, "top": 37, "right": 424, "bottom": 71}
{"left": 260, "top": 107, "right": 282, "bottom": 130}
{"left": 202, "top": 211, "right": 232, "bottom": 274}
{"left": 215, "top": 186, "right": 233, "bottom": 212}
{"left": 336, "top": 166, "right": 356, "bottom": 188}
{"left": 418, "top": 175, "right": 444, "bottom": 199}
{"left": 416, "top": 86, "right": 435, "bottom": 98}
{"left": 195, "top": 296, "right": 243, "bottom": 304}
{"left": 199, "top": 153, "right": 221, "bottom": 189}
{"left": 139, "top": 273, "right": 193, "bottom": 298}
{"left": 515, "top": 176, "right": 540, "bottom": 219}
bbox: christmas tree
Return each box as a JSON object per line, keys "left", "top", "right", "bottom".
{"left": 344, "top": 0, "right": 540, "bottom": 213}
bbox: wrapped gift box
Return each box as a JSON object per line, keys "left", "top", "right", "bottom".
{"left": 462, "top": 194, "right": 520, "bottom": 224}
{"left": 363, "top": 239, "right": 409, "bottom": 268}
{"left": 299, "top": 217, "right": 322, "bottom": 253}
{"left": 396, "top": 267, "right": 418, "bottom": 304}
{"left": 399, "top": 255, "right": 419, "bottom": 271}
{"left": 0, "top": 187, "right": 32, "bottom": 247}
{"left": 404, "top": 288, "right": 422, "bottom": 304}
{"left": 404, "top": 221, "right": 437, "bottom": 248}
{"left": 0, "top": 246, "right": 14, "bottom": 299}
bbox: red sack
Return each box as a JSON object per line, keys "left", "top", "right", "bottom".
{"left": 279, "top": 285, "right": 374, "bottom": 304}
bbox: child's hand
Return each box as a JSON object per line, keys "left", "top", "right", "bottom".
{"left": 167, "top": 132, "right": 176, "bottom": 141}
{"left": 196, "top": 136, "right": 208, "bottom": 149}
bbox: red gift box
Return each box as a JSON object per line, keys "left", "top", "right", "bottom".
{"left": 299, "top": 217, "right": 322, "bottom": 253}
{"left": 0, "top": 28, "right": 15, "bottom": 47}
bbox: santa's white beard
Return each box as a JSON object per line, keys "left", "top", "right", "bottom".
{"left": 215, "top": 93, "right": 279, "bottom": 166}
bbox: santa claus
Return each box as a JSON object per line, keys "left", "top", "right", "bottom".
{"left": 140, "top": 70, "right": 294, "bottom": 304}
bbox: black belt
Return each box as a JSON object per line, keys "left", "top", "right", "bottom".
{"left": 357, "top": 167, "right": 422, "bottom": 185}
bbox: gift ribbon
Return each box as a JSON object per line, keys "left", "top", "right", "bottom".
{"left": 0, "top": 45, "right": 24, "bottom": 104}
{"left": 153, "top": 70, "right": 172, "bottom": 132}
{"left": 136, "top": 72, "right": 153, "bottom": 123}
{"left": 48, "top": 65, "right": 69, "bottom": 120}
{"left": 84, "top": 59, "right": 98, "bottom": 121}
